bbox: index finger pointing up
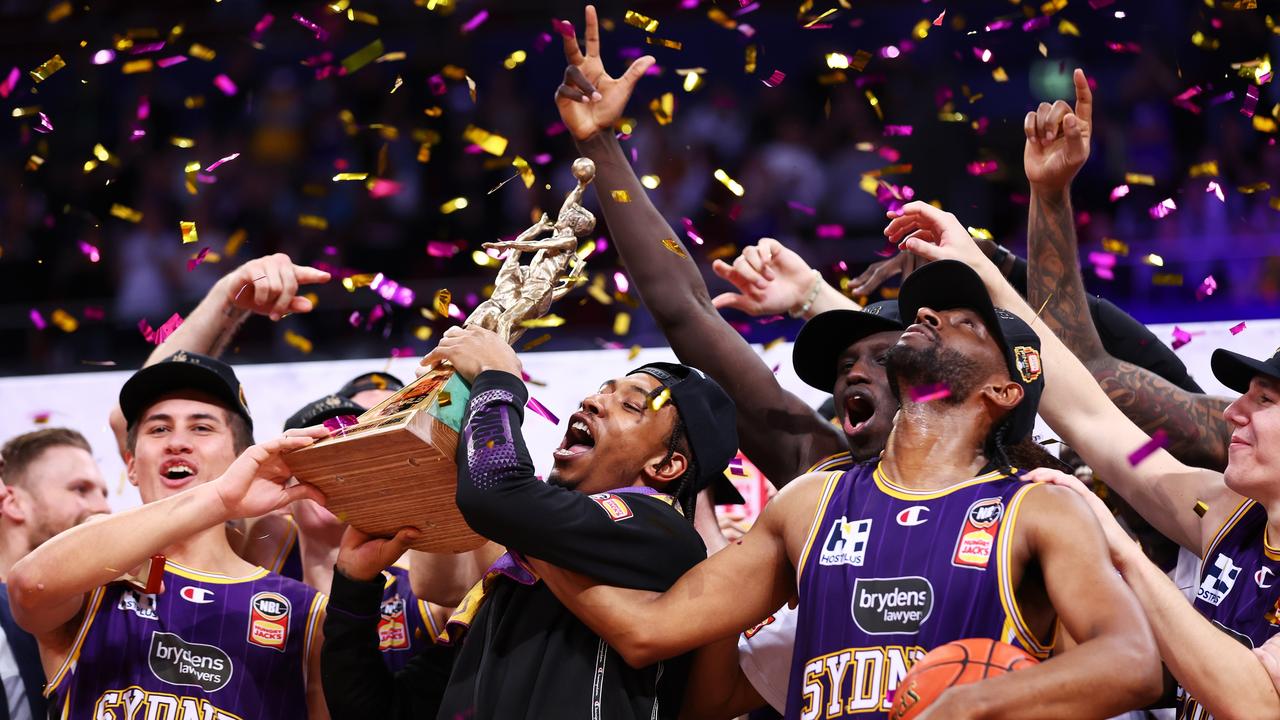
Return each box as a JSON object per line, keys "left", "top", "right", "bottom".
{"left": 585, "top": 5, "right": 601, "bottom": 58}
{"left": 1073, "top": 68, "right": 1093, "bottom": 125}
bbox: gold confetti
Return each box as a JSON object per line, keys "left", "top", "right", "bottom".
{"left": 513, "top": 156, "right": 534, "bottom": 188}
{"left": 10, "top": 106, "right": 40, "bottom": 118}
{"left": 681, "top": 70, "right": 704, "bottom": 92}
{"left": 967, "top": 227, "right": 994, "bottom": 240}
{"left": 391, "top": 75, "right": 403, "bottom": 93}
{"left": 433, "top": 289, "right": 452, "bottom": 316}
{"left": 1152, "top": 273, "right": 1183, "bottom": 286}
{"left": 25, "top": 155, "right": 44, "bottom": 171}
{"left": 1102, "top": 237, "right": 1129, "bottom": 255}
{"left": 628, "top": 345, "right": 642, "bottom": 361}
{"left": 706, "top": 7, "right": 736, "bottom": 29}
{"left": 462, "top": 125, "right": 508, "bottom": 156}
{"left": 503, "top": 50, "right": 527, "bottom": 70}
{"left": 714, "top": 168, "right": 744, "bottom": 196}
{"left": 180, "top": 221, "right": 198, "bottom": 244}
{"left": 1255, "top": 115, "right": 1277, "bottom": 133}
{"left": 1057, "top": 19, "right": 1080, "bottom": 36}
{"left": 189, "top": 43, "right": 216, "bottom": 61}
{"left": 284, "top": 330, "right": 313, "bottom": 354}
{"left": 348, "top": 9, "right": 378, "bottom": 24}
{"left": 110, "top": 204, "right": 143, "bottom": 223}
{"left": 613, "top": 312, "right": 631, "bottom": 336}
{"left": 47, "top": 1, "right": 72, "bottom": 22}
{"left": 465, "top": 74, "right": 477, "bottom": 103}
{"left": 1124, "top": 173, "right": 1156, "bottom": 186}
{"left": 184, "top": 161, "right": 201, "bottom": 174}
{"left": 184, "top": 95, "right": 205, "bottom": 109}
{"left": 170, "top": 136, "right": 195, "bottom": 148}
{"left": 441, "top": 197, "right": 469, "bottom": 214}
{"left": 645, "top": 36, "right": 682, "bottom": 50}
{"left": 764, "top": 336, "right": 785, "bottom": 351}
{"left": 1271, "top": 196, "right": 1280, "bottom": 213}
{"left": 1189, "top": 161, "right": 1219, "bottom": 178}
{"left": 992, "top": 67, "right": 1008, "bottom": 82}
{"left": 51, "top": 309, "right": 78, "bottom": 333}
{"left": 1142, "top": 253, "right": 1164, "bottom": 267}
{"left": 1238, "top": 182, "right": 1271, "bottom": 194}
{"left": 640, "top": 174, "right": 660, "bottom": 189}
{"left": 341, "top": 39, "right": 384, "bottom": 74}
{"left": 660, "top": 238, "right": 687, "bottom": 258}
{"left": 1038, "top": 42, "right": 1048, "bottom": 57}
{"left": 414, "top": 325, "right": 433, "bottom": 341}
{"left": 865, "top": 89, "right": 883, "bottom": 120}
{"left": 649, "top": 92, "right": 675, "bottom": 125}
{"left": 611, "top": 190, "right": 631, "bottom": 203}
{"left": 342, "top": 274, "right": 376, "bottom": 291}
{"left": 624, "top": 9, "right": 659, "bottom": 32}
{"left": 519, "top": 314, "right": 566, "bottom": 328}
{"left": 650, "top": 387, "right": 672, "bottom": 411}
{"left": 471, "top": 250, "right": 499, "bottom": 267}
{"left": 522, "top": 333, "right": 551, "bottom": 350}
{"left": 122, "top": 59, "right": 153, "bottom": 75}
{"left": 298, "top": 214, "right": 328, "bottom": 230}
{"left": 745, "top": 45, "right": 757, "bottom": 74}
{"left": 437, "top": 391, "right": 452, "bottom": 407}
{"left": 30, "top": 54, "right": 66, "bottom": 83}
{"left": 333, "top": 172, "right": 369, "bottom": 181}
{"left": 587, "top": 274, "right": 613, "bottom": 305}
{"left": 707, "top": 244, "right": 737, "bottom": 261}
{"left": 849, "top": 50, "right": 872, "bottom": 72}
{"left": 225, "top": 228, "right": 246, "bottom": 256}
{"left": 1193, "top": 500, "right": 1208, "bottom": 517}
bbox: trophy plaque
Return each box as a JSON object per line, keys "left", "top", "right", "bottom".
{"left": 286, "top": 158, "right": 596, "bottom": 553}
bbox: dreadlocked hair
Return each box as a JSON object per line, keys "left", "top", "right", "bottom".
{"left": 656, "top": 415, "right": 698, "bottom": 523}
{"left": 985, "top": 422, "right": 1014, "bottom": 472}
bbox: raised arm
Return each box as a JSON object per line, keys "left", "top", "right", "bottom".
{"left": 555, "top": 6, "right": 844, "bottom": 483}
{"left": 107, "top": 254, "right": 331, "bottom": 454}
{"left": 891, "top": 202, "right": 1232, "bottom": 555}
{"left": 1024, "top": 69, "right": 1231, "bottom": 471}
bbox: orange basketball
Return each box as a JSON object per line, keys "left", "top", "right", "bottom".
{"left": 889, "top": 638, "right": 1039, "bottom": 719}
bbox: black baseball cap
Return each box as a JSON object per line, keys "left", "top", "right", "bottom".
{"left": 337, "top": 372, "right": 404, "bottom": 400}
{"left": 119, "top": 351, "right": 253, "bottom": 431}
{"left": 1211, "top": 347, "right": 1280, "bottom": 394}
{"left": 284, "top": 394, "right": 366, "bottom": 431}
{"left": 897, "top": 260, "right": 1044, "bottom": 443}
{"left": 628, "top": 362, "right": 743, "bottom": 504}
{"left": 793, "top": 301, "right": 904, "bottom": 393}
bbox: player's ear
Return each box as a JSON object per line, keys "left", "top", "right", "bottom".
{"left": 644, "top": 449, "right": 688, "bottom": 487}
{"left": 983, "top": 380, "right": 1024, "bottom": 417}
{"left": 125, "top": 452, "right": 139, "bottom": 488}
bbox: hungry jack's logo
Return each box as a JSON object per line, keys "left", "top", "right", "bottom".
{"left": 247, "top": 592, "right": 291, "bottom": 651}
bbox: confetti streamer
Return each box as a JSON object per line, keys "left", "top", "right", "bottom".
{"left": 180, "top": 221, "right": 198, "bottom": 244}
{"left": 526, "top": 397, "right": 560, "bottom": 424}
{"left": 645, "top": 37, "right": 682, "bottom": 50}
{"left": 1109, "top": 184, "right": 1130, "bottom": 201}
{"left": 1124, "top": 173, "right": 1155, "bottom": 186}
{"left": 1229, "top": 321, "right": 1247, "bottom": 335}
{"left": 519, "top": 314, "right": 567, "bottom": 328}
{"left": 1206, "top": 180, "right": 1224, "bottom": 202}
{"left": 1193, "top": 500, "right": 1208, "bottom": 518}
{"left": 966, "top": 160, "right": 998, "bottom": 176}
{"left": 817, "top": 224, "right": 844, "bottom": 238}
{"left": 1196, "top": 275, "right": 1217, "bottom": 300}
{"left": 522, "top": 333, "right": 551, "bottom": 350}
{"left": 0, "top": 67, "right": 19, "bottom": 97}
{"left": 1149, "top": 198, "right": 1177, "bottom": 219}
{"left": 186, "top": 247, "right": 211, "bottom": 271}
{"left": 341, "top": 39, "right": 384, "bottom": 74}
{"left": 213, "top": 74, "right": 237, "bottom": 96}
{"left": 613, "top": 312, "right": 631, "bottom": 335}
{"left": 1171, "top": 326, "right": 1192, "bottom": 350}
{"left": 369, "top": 273, "right": 415, "bottom": 306}
{"left": 298, "top": 214, "right": 328, "bottom": 230}
{"left": 624, "top": 10, "right": 659, "bottom": 32}
{"left": 649, "top": 388, "right": 672, "bottom": 411}
{"left": 206, "top": 153, "right": 240, "bottom": 172}
{"left": 292, "top": 12, "right": 329, "bottom": 41}
{"left": 29, "top": 309, "right": 46, "bottom": 330}
{"left": 284, "top": 330, "right": 313, "bottom": 354}
{"left": 714, "top": 168, "right": 745, "bottom": 196}
{"left": 51, "top": 310, "right": 78, "bottom": 333}
{"left": 761, "top": 69, "right": 785, "bottom": 87}
{"left": 905, "top": 384, "right": 949, "bottom": 404}
{"left": 30, "top": 54, "right": 65, "bottom": 82}
{"left": 461, "top": 9, "right": 489, "bottom": 33}
{"left": 433, "top": 289, "right": 452, "bottom": 317}
{"left": 660, "top": 238, "right": 687, "bottom": 258}
{"left": 323, "top": 415, "right": 360, "bottom": 436}
{"left": 462, "top": 125, "right": 508, "bottom": 156}
{"left": 78, "top": 241, "right": 101, "bottom": 263}
{"left": 1127, "top": 429, "right": 1168, "bottom": 466}
{"left": 883, "top": 125, "right": 913, "bottom": 136}
{"left": 649, "top": 92, "right": 675, "bottom": 125}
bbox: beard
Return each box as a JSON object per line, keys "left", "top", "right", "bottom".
{"left": 885, "top": 342, "right": 988, "bottom": 405}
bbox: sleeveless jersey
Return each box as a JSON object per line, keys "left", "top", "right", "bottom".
{"left": 47, "top": 562, "right": 325, "bottom": 720}
{"left": 263, "top": 516, "right": 303, "bottom": 583}
{"left": 1180, "top": 499, "right": 1280, "bottom": 719}
{"left": 377, "top": 564, "right": 441, "bottom": 672}
{"left": 787, "top": 462, "right": 1055, "bottom": 720}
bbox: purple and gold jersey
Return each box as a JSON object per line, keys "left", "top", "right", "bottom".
{"left": 377, "top": 564, "right": 441, "bottom": 672}
{"left": 1181, "top": 499, "right": 1280, "bottom": 719}
{"left": 787, "top": 462, "right": 1055, "bottom": 720}
{"left": 47, "top": 562, "right": 325, "bottom": 720}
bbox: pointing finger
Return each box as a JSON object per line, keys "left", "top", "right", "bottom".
{"left": 1073, "top": 68, "right": 1093, "bottom": 125}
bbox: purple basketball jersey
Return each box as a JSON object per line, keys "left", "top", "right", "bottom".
{"left": 46, "top": 562, "right": 325, "bottom": 720}
{"left": 786, "top": 462, "right": 1054, "bottom": 719}
{"left": 1181, "top": 499, "right": 1280, "bottom": 718}
{"left": 377, "top": 565, "right": 440, "bottom": 672}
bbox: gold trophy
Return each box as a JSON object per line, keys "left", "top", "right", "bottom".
{"left": 286, "top": 159, "right": 595, "bottom": 553}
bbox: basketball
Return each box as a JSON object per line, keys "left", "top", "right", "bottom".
{"left": 889, "top": 639, "right": 1040, "bottom": 719}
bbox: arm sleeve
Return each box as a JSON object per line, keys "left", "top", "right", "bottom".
{"left": 456, "top": 370, "right": 706, "bottom": 589}
{"left": 321, "top": 570, "right": 449, "bottom": 720}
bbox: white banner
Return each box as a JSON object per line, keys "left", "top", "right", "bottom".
{"left": 1, "top": 318, "right": 1273, "bottom": 512}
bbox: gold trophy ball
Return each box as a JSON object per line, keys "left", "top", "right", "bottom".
{"left": 571, "top": 157, "right": 596, "bottom": 182}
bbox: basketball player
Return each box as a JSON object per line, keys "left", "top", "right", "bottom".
{"left": 415, "top": 322, "right": 736, "bottom": 719}
{"left": 889, "top": 200, "right": 1280, "bottom": 717}
{"left": 7, "top": 352, "right": 331, "bottom": 718}
{"left": 527, "top": 259, "right": 1162, "bottom": 718}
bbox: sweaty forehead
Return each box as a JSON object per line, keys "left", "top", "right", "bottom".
{"left": 609, "top": 374, "right": 663, "bottom": 395}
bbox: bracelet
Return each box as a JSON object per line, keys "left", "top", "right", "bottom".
{"left": 789, "top": 270, "right": 823, "bottom": 318}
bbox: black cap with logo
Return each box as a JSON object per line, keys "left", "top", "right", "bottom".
{"left": 793, "top": 301, "right": 905, "bottom": 393}
{"left": 627, "top": 362, "right": 744, "bottom": 505}
{"left": 284, "top": 394, "right": 367, "bottom": 431}
{"left": 1211, "top": 347, "right": 1280, "bottom": 394}
{"left": 897, "top": 260, "right": 1045, "bottom": 444}
{"left": 119, "top": 351, "right": 253, "bottom": 431}
{"left": 337, "top": 372, "right": 404, "bottom": 400}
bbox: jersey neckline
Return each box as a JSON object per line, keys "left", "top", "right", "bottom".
{"left": 872, "top": 462, "right": 1015, "bottom": 501}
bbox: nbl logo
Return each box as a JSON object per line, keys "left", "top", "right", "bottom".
{"left": 819, "top": 516, "right": 872, "bottom": 568}
{"left": 247, "top": 591, "right": 292, "bottom": 651}
{"left": 1197, "top": 553, "right": 1242, "bottom": 607}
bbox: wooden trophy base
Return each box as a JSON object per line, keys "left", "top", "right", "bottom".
{"left": 285, "top": 366, "right": 485, "bottom": 553}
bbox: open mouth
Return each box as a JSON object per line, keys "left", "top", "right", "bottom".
{"left": 159, "top": 460, "right": 198, "bottom": 487}
{"left": 554, "top": 413, "right": 596, "bottom": 461}
{"left": 842, "top": 390, "right": 876, "bottom": 436}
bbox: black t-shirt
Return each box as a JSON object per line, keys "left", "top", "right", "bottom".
{"left": 438, "top": 370, "right": 707, "bottom": 720}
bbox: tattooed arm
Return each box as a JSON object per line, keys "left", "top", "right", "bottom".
{"left": 1024, "top": 69, "right": 1231, "bottom": 472}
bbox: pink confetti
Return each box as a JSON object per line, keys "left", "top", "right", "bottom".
{"left": 292, "top": 12, "right": 328, "bottom": 41}
{"left": 966, "top": 160, "right": 998, "bottom": 176}
{"left": 369, "top": 273, "right": 416, "bottom": 307}
{"left": 526, "top": 397, "right": 559, "bottom": 425}
{"left": 348, "top": 311, "right": 363, "bottom": 328}
{"left": 973, "top": 47, "right": 993, "bottom": 63}
{"left": 984, "top": 19, "right": 1013, "bottom": 32}
{"left": 1088, "top": 0, "right": 1116, "bottom": 8}
{"left": 817, "top": 224, "right": 844, "bottom": 238}
{"left": 932, "top": 10, "right": 945, "bottom": 25}
{"left": 1171, "top": 326, "right": 1192, "bottom": 351}
{"left": 428, "top": 74, "right": 447, "bottom": 95}
{"left": 427, "top": 240, "right": 462, "bottom": 258}
{"left": 368, "top": 179, "right": 402, "bottom": 198}
{"left": 29, "top": 309, "right": 46, "bottom": 330}
{"left": 130, "top": 41, "right": 165, "bottom": 54}
{"left": 213, "top": 74, "right": 237, "bottom": 96}
{"left": 83, "top": 307, "right": 105, "bottom": 320}
{"left": 34, "top": 112, "right": 53, "bottom": 133}
{"left": 1230, "top": 321, "right": 1247, "bottom": 335}
{"left": 461, "top": 10, "right": 489, "bottom": 33}
{"left": 153, "top": 313, "right": 184, "bottom": 344}
{"left": 1149, "top": 198, "right": 1177, "bottom": 219}
{"left": 186, "top": 247, "right": 211, "bottom": 272}
{"left": 252, "top": 13, "right": 275, "bottom": 40}
{"left": 552, "top": 19, "right": 575, "bottom": 39}
{"left": 1242, "top": 85, "right": 1259, "bottom": 118}
{"left": 613, "top": 271, "right": 630, "bottom": 294}
{"left": 761, "top": 70, "right": 786, "bottom": 87}
{"left": 736, "top": 2, "right": 760, "bottom": 14}
{"left": 0, "top": 67, "right": 17, "bottom": 98}
{"left": 1172, "top": 87, "right": 1202, "bottom": 115}
{"left": 323, "top": 415, "right": 360, "bottom": 436}
{"left": 1127, "top": 429, "right": 1168, "bottom": 466}
{"left": 78, "top": 241, "right": 101, "bottom": 263}
{"left": 883, "top": 125, "right": 913, "bottom": 136}
{"left": 681, "top": 217, "right": 704, "bottom": 245}
{"left": 1109, "top": 184, "right": 1130, "bottom": 201}
{"left": 787, "top": 200, "right": 816, "bottom": 215}
{"left": 1196, "top": 275, "right": 1217, "bottom": 301}
{"left": 389, "top": 347, "right": 416, "bottom": 358}
{"left": 908, "top": 382, "right": 951, "bottom": 403}
{"left": 91, "top": 50, "right": 116, "bottom": 65}
{"left": 205, "top": 152, "right": 240, "bottom": 172}
{"left": 1021, "top": 16, "right": 1050, "bottom": 32}
{"left": 156, "top": 55, "right": 186, "bottom": 68}
{"left": 1206, "top": 180, "right": 1224, "bottom": 202}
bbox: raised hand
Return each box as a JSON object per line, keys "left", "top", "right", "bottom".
{"left": 555, "top": 5, "right": 656, "bottom": 142}
{"left": 847, "top": 252, "right": 926, "bottom": 298}
{"left": 710, "top": 238, "right": 818, "bottom": 317}
{"left": 219, "top": 253, "right": 332, "bottom": 322}
{"left": 885, "top": 202, "right": 1001, "bottom": 281}
{"left": 420, "top": 324, "right": 522, "bottom": 383}
{"left": 335, "top": 525, "right": 421, "bottom": 583}
{"left": 1020, "top": 467, "right": 1139, "bottom": 568}
{"left": 1024, "top": 68, "right": 1093, "bottom": 192}
{"left": 211, "top": 428, "right": 328, "bottom": 521}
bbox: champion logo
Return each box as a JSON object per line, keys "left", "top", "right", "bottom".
{"left": 179, "top": 586, "right": 215, "bottom": 605}
{"left": 1257, "top": 567, "right": 1275, "bottom": 589}
{"left": 895, "top": 506, "right": 930, "bottom": 527}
